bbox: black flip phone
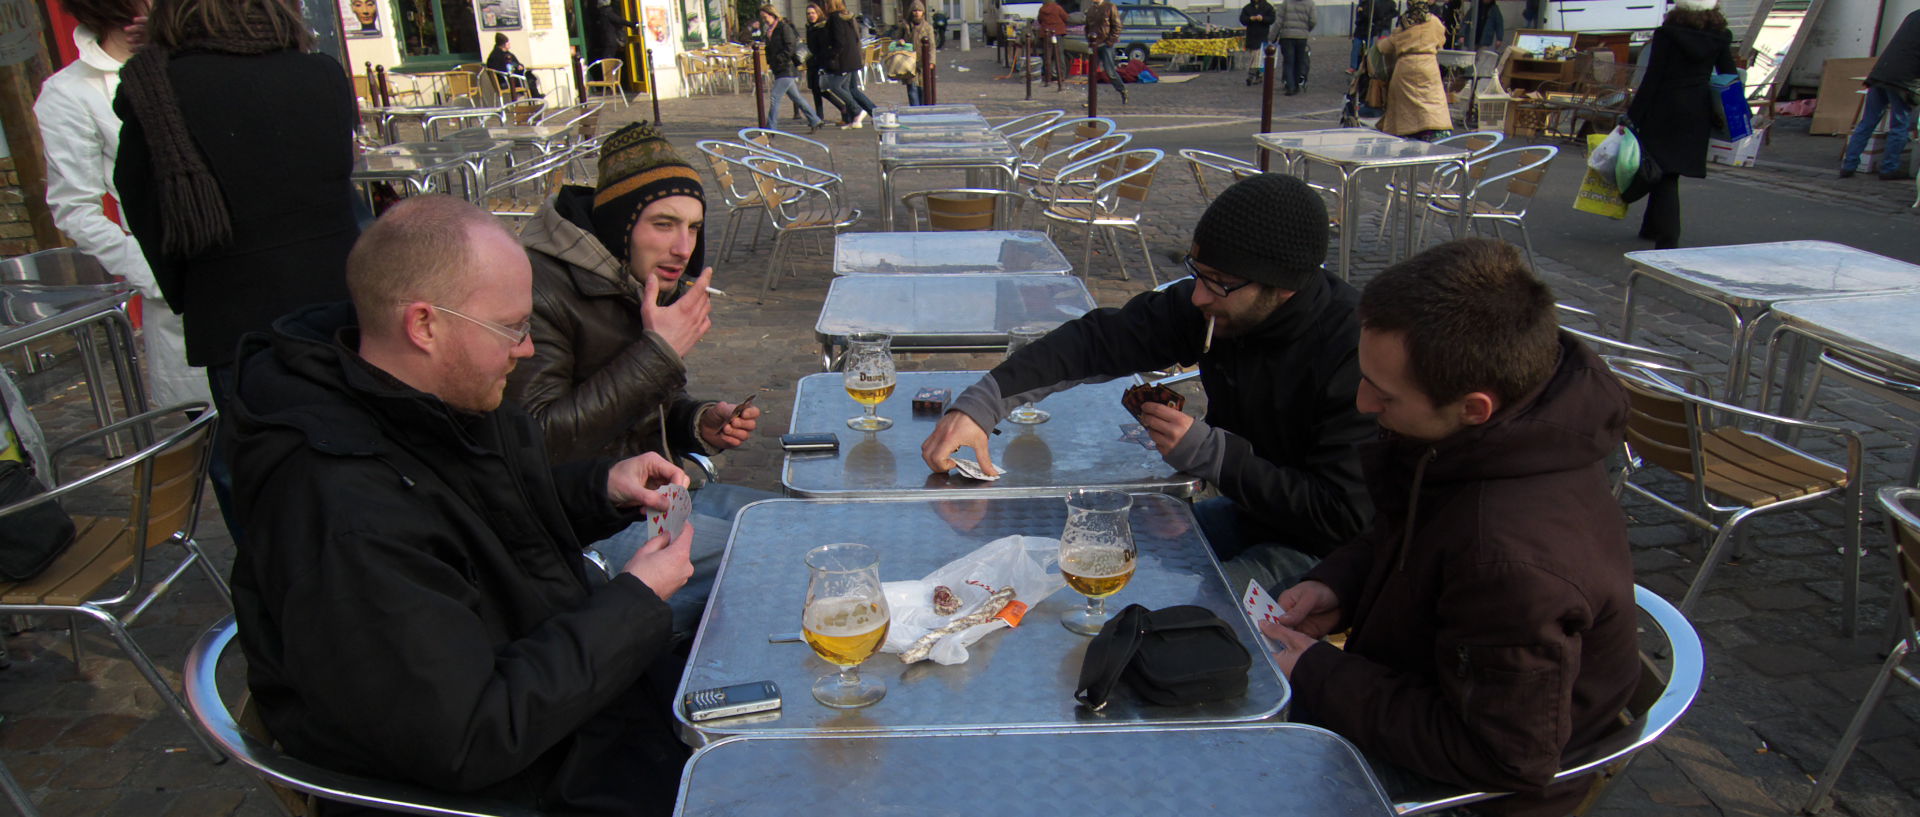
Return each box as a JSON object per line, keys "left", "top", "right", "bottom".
{"left": 780, "top": 432, "right": 840, "bottom": 452}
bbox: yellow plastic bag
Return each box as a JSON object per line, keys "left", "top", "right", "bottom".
{"left": 1574, "top": 134, "right": 1628, "bottom": 220}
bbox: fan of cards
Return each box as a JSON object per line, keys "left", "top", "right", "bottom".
{"left": 1121, "top": 382, "right": 1186, "bottom": 419}
{"left": 645, "top": 484, "right": 694, "bottom": 541}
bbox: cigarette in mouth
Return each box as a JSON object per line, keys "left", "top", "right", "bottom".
{"left": 1203, "top": 316, "right": 1216, "bottom": 354}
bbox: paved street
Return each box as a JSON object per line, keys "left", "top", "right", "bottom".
{"left": 2, "top": 36, "right": 1916, "bottom": 816}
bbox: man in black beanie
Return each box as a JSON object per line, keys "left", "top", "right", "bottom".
{"left": 923, "top": 173, "right": 1375, "bottom": 592}
{"left": 509, "top": 122, "right": 769, "bottom": 634}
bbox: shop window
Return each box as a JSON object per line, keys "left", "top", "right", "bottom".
{"left": 397, "top": 0, "right": 482, "bottom": 62}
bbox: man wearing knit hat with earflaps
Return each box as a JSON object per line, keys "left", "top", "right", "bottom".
{"left": 510, "top": 122, "right": 772, "bottom": 636}
{"left": 924, "top": 174, "right": 1376, "bottom": 593}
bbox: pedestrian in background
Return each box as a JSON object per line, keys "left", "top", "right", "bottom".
{"left": 1376, "top": 0, "right": 1450, "bottom": 139}
{"left": 1469, "top": 0, "right": 1504, "bottom": 50}
{"left": 761, "top": 5, "right": 824, "bottom": 131}
{"left": 817, "top": 0, "right": 877, "bottom": 127}
{"left": 1626, "top": 0, "right": 1734, "bottom": 249}
{"left": 36, "top": 0, "right": 210, "bottom": 411}
{"left": 895, "top": 1, "right": 936, "bottom": 106}
{"left": 1349, "top": 0, "right": 1395, "bottom": 71}
{"left": 115, "top": 0, "right": 359, "bottom": 540}
{"left": 1275, "top": 0, "right": 1314, "bottom": 95}
{"left": 1037, "top": 0, "right": 1069, "bottom": 83}
{"left": 804, "top": 2, "right": 849, "bottom": 123}
{"left": 1840, "top": 10, "right": 1918, "bottom": 181}
{"left": 1240, "top": 0, "right": 1274, "bottom": 87}
{"left": 1084, "top": 0, "right": 1127, "bottom": 103}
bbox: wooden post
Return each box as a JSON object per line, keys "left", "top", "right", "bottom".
{"left": 1259, "top": 44, "right": 1276, "bottom": 170}
{"left": 1024, "top": 27, "right": 1032, "bottom": 100}
{"left": 0, "top": 63, "right": 63, "bottom": 253}
{"left": 1053, "top": 34, "right": 1063, "bottom": 92}
{"left": 642, "top": 46, "right": 663, "bottom": 125}
{"left": 921, "top": 36, "right": 935, "bottom": 105}
{"left": 375, "top": 64, "right": 392, "bottom": 107}
{"left": 1086, "top": 46, "right": 1097, "bottom": 118}
{"left": 752, "top": 40, "right": 768, "bottom": 126}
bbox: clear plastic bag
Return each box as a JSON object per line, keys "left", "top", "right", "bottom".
{"left": 879, "top": 535, "right": 1068, "bottom": 666}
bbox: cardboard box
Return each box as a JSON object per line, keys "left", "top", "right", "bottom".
{"left": 1709, "top": 128, "right": 1764, "bottom": 167}
{"left": 1810, "top": 58, "right": 1877, "bottom": 136}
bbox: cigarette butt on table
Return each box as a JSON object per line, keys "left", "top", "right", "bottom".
{"left": 1203, "top": 316, "right": 1216, "bottom": 354}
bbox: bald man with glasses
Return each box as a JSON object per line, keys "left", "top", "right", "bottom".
{"left": 923, "top": 175, "right": 1375, "bottom": 592}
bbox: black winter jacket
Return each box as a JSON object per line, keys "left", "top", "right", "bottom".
{"left": 114, "top": 50, "right": 357, "bottom": 367}
{"left": 228, "top": 302, "right": 687, "bottom": 815}
{"left": 1869, "top": 11, "right": 1920, "bottom": 106}
{"left": 950, "top": 272, "right": 1373, "bottom": 556}
{"left": 1291, "top": 335, "right": 1640, "bottom": 817}
{"left": 1351, "top": 0, "right": 1396, "bottom": 38}
{"left": 766, "top": 19, "right": 805, "bottom": 78}
{"left": 1627, "top": 24, "right": 1735, "bottom": 178}
{"left": 1240, "top": 0, "right": 1275, "bottom": 49}
{"left": 826, "top": 12, "right": 865, "bottom": 74}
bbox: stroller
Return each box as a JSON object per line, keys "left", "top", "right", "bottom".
{"left": 1341, "top": 43, "right": 1388, "bottom": 127}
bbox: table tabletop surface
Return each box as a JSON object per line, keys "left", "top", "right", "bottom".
{"left": 814, "top": 273, "right": 1095, "bottom": 341}
{"left": 833, "top": 230, "right": 1072, "bottom": 276}
{"left": 362, "top": 103, "right": 501, "bottom": 116}
{"left": 675, "top": 495, "right": 1289, "bottom": 741}
{"left": 1624, "top": 241, "right": 1920, "bottom": 307}
{"left": 444, "top": 123, "right": 577, "bottom": 142}
{"left": 371, "top": 140, "right": 511, "bottom": 158}
{"left": 1253, "top": 129, "right": 1469, "bottom": 166}
{"left": 1773, "top": 291, "right": 1920, "bottom": 368}
{"left": 878, "top": 138, "right": 1019, "bottom": 162}
{"left": 674, "top": 724, "right": 1394, "bottom": 817}
{"left": 782, "top": 371, "right": 1201, "bottom": 499}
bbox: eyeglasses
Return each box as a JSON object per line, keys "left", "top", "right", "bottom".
{"left": 1183, "top": 257, "right": 1257, "bottom": 298}
{"left": 420, "top": 303, "right": 533, "bottom": 345}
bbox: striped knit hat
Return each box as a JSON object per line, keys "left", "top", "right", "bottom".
{"left": 589, "top": 123, "right": 706, "bottom": 270}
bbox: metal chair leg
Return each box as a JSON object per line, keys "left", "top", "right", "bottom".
{"left": 1800, "top": 640, "right": 1911, "bottom": 814}
{"left": 1133, "top": 227, "right": 1157, "bottom": 287}
{"left": 89, "top": 611, "right": 225, "bottom": 762}
{"left": 1679, "top": 506, "right": 1761, "bottom": 615}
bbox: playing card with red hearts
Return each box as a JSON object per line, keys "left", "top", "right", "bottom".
{"left": 645, "top": 484, "right": 693, "bottom": 542}
{"left": 1121, "top": 383, "right": 1186, "bottom": 419}
{"left": 1243, "top": 579, "right": 1287, "bottom": 652}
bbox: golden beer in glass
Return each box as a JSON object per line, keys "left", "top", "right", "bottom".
{"left": 1058, "top": 489, "right": 1137, "bottom": 635}
{"left": 803, "top": 543, "right": 890, "bottom": 708}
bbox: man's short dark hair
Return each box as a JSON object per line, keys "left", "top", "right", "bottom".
{"left": 1358, "top": 238, "right": 1559, "bottom": 408}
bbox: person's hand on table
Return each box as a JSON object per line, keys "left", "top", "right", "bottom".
{"left": 1138, "top": 402, "right": 1194, "bottom": 455}
{"left": 1258, "top": 619, "right": 1321, "bottom": 676}
{"left": 1276, "top": 579, "right": 1343, "bottom": 638}
{"left": 605, "top": 451, "right": 690, "bottom": 509}
{"left": 921, "top": 410, "right": 999, "bottom": 475}
{"left": 622, "top": 520, "right": 695, "bottom": 599}
{"left": 699, "top": 400, "right": 759, "bottom": 450}
{"left": 641, "top": 266, "right": 713, "bottom": 358}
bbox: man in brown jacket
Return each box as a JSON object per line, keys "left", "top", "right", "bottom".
{"left": 1083, "top": 0, "right": 1127, "bottom": 102}
{"left": 507, "top": 123, "right": 768, "bottom": 635}
{"left": 1262, "top": 238, "right": 1641, "bottom": 816}
{"left": 1036, "top": 0, "right": 1069, "bottom": 83}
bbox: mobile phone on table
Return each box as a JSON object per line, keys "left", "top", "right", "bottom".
{"left": 780, "top": 432, "right": 839, "bottom": 452}
{"left": 683, "top": 680, "right": 782, "bottom": 722}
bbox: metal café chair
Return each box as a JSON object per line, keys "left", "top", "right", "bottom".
{"left": 1418, "top": 145, "right": 1558, "bottom": 271}
{"left": 1606, "top": 357, "right": 1866, "bottom": 636}
{"left": 1015, "top": 116, "right": 1117, "bottom": 173}
{"left": 738, "top": 127, "right": 836, "bottom": 175}
{"left": 989, "top": 110, "right": 1065, "bottom": 141}
{"left": 478, "top": 148, "right": 574, "bottom": 224}
{"left": 1036, "top": 148, "right": 1165, "bottom": 284}
{"left": 694, "top": 139, "right": 794, "bottom": 263}
{"left": 1378, "top": 130, "right": 1505, "bottom": 239}
{"left": 740, "top": 154, "right": 859, "bottom": 296}
{"left": 1759, "top": 324, "right": 1920, "bottom": 488}
{"left": 1801, "top": 486, "right": 1920, "bottom": 814}
{"left": 1394, "top": 585, "right": 1704, "bottom": 815}
{"left": 1177, "top": 148, "right": 1259, "bottom": 202}
{"left": 1017, "top": 132, "right": 1132, "bottom": 225}
{"left": 0, "top": 404, "right": 227, "bottom": 762}
{"left": 184, "top": 615, "right": 540, "bottom": 817}
{"left": 900, "top": 188, "right": 1028, "bottom": 231}
{"left": 583, "top": 58, "right": 627, "bottom": 104}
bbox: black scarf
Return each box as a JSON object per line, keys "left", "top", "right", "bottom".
{"left": 120, "top": 11, "right": 297, "bottom": 256}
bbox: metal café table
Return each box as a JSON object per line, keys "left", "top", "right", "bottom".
{"left": 877, "top": 130, "right": 1020, "bottom": 231}
{"left": 0, "top": 282, "right": 150, "bottom": 450}
{"left": 814, "top": 273, "right": 1095, "bottom": 370}
{"left": 1251, "top": 128, "right": 1470, "bottom": 281}
{"left": 361, "top": 102, "right": 505, "bottom": 143}
{"left": 783, "top": 371, "right": 1202, "bottom": 499}
{"left": 885, "top": 103, "right": 990, "bottom": 128}
{"left": 1620, "top": 241, "right": 1920, "bottom": 402}
{"left": 444, "top": 122, "right": 579, "bottom": 158}
{"left": 1763, "top": 291, "right": 1920, "bottom": 428}
{"left": 674, "top": 724, "right": 1395, "bottom": 817}
{"left": 354, "top": 140, "right": 512, "bottom": 201}
{"left": 833, "top": 230, "right": 1072, "bottom": 276}
{"left": 674, "top": 495, "right": 1290, "bottom": 744}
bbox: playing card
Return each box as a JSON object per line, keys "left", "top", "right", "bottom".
{"left": 645, "top": 484, "right": 694, "bottom": 541}
{"left": 1121, "top": 383, "right": 1186, "bottom": 419}
{"left": 1116, "top": 423, "right": 1158, "bottom": 451}
{"left": 1242, "top": 579, "right": 1287, "bottom": 625}
{"left": 950, "top": 457, "right": 1003, "bottom": 481}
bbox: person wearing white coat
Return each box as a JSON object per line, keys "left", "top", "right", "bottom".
{"left": 35, "top": 15, "right": 209, "bottom": 409}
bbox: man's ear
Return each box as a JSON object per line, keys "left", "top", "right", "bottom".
{"left": 400, "top": 303, "right": 439, "bottom": 353}
{"left": 1458, "top": 391, "right": 1498, "bottom": 427}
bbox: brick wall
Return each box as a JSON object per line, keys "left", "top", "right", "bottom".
{"left": 0, "top": 156, "right": 42, "bottom": 257}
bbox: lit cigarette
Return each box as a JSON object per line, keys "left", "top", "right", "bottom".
{"left": 1203, "top": 316, "right": 1216, "bottom": 354}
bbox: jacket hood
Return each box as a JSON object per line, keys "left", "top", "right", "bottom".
{"left": 1385, "top": 332, "right": 1627, "bottom": 485}
{"left": 522, "top": 187, "right": 692, "bottom": 306}
{"left": 1659, "top": 24, "right": 1732, "bottom": 63}
{"left": 1214, "top": 268, "right": 1345, "bottom": 350}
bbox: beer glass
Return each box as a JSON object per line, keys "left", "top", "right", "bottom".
{"left": 1058, "top": 489, "right": 1136, "bottom": 635}
{"left": 1004, "top": 325, "right": 1050, "bottom": 425}
{"left": 803, "top": 543, "right": 891, "bottom": 708}
{"left": 842, "top": 332, "right": 896, "bottom": 431}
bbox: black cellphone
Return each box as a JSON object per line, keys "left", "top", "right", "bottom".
{"left": 683, "top": 680, "right": 782, "bottom": 722}
{"left": 780, "top": 432, "right": 840, "bottom": 452}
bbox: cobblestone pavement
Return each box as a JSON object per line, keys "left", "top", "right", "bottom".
{"left": 2, "top": 37, "right": 1916, "bottom": 816}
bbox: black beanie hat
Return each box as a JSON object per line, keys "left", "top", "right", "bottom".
{"left": 589, "top": 123, "right": 706, "bottom": 273}
{"left": 1190, "top": 173, "right": 1328, "bottom": 291}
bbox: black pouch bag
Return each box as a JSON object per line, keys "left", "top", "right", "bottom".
{"left": 0, "top": 460, "right": 76, "bottom": 581}
{"left": 1075, "top": 604, "right": 1252, "bottom": 710}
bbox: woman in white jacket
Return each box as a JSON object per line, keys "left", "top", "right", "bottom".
{"left": 34, "top": 0, "right": 207, "bottom": 408}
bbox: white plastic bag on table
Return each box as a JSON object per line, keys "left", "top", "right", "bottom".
{"left": 879, "top": 535, "right": 1067, "bottom": 666}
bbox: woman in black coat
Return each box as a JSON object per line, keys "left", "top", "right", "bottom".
{"left": 1240, "top": 0, "right": 1275, "bottom": 85}
{"left": 1625, "top": 0, "right": 1735, "bottom": 249}
{"left": 803, "top": 2, "right": 848, "bottom": 122}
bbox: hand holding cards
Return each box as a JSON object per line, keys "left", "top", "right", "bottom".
{"left": 646, "top": 484, "right": 694, "bottom": 542}
{"left": 1121, "top": 383, "right": 1186, "bottom": 419}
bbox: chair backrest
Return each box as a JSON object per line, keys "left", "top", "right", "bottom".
{"left": 0, "top": 246, "right": 113, "bottom": 285}
{"left": 991, "top": 111, "right": 1065, "bottom": 139}
{"left": 1433, "top": 129, "right": 1504, "bottom": 158}
{"left": 1606, "top": 358, "right": 1708, "bottom": 480}
{"left": 1088, "top": 148, "right": 1162, "bottom": 213}
{"left": 695, "top": 140, "right": 779, "bottom": 206}
{"left": 1019, "top": 116, "right": 1115, "bottom": 161}
{"left": 1880, "top": 487, "right": 1920, "bottom": 648}
{"left": 1394, "top": 585, "right": 1704, "bottom": 815}
{"left": 903, "top": 189, "right": 1024, "bottom": 231}
{"left": 1037, "top": 132, "right": 1130, "bottom": 181}
{"left": 481, "top": 149, "right": 574, "bottom": 220}
{"left": 1177, "top": 148, "right": 1257, "bottom": 201}
{"left": 1562, "top": 325, "right": 1689, "bottom": 370}
{"left": 585, "top": 58, "right": 623, "bottom": 87}
{"left": 184, "top": 616, "right": 543, "bottom": 817}
{"left": 740, "top": 154, "right": 845, "bottom": 229}
{"left": 738, "top": 127, "right": 834, "bottom": 173}
{"left": 1469, "top": 145, "right": 1557, "bottom": 212}
{"left": 352, "top": 75, "right": 374, "bottom": 105}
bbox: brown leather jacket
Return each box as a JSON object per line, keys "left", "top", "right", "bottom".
{"left": 1084, "top": 0, "right": 1122, "bottom": 46}
{"left": 1290, "top": 335, "right": 1641, "bottom": 817}
{"left": 507, "top": 187, "right": 714, "bottom": 467}
{"left": 1037, "top": 0, "right": 1069, "bottom": 35}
